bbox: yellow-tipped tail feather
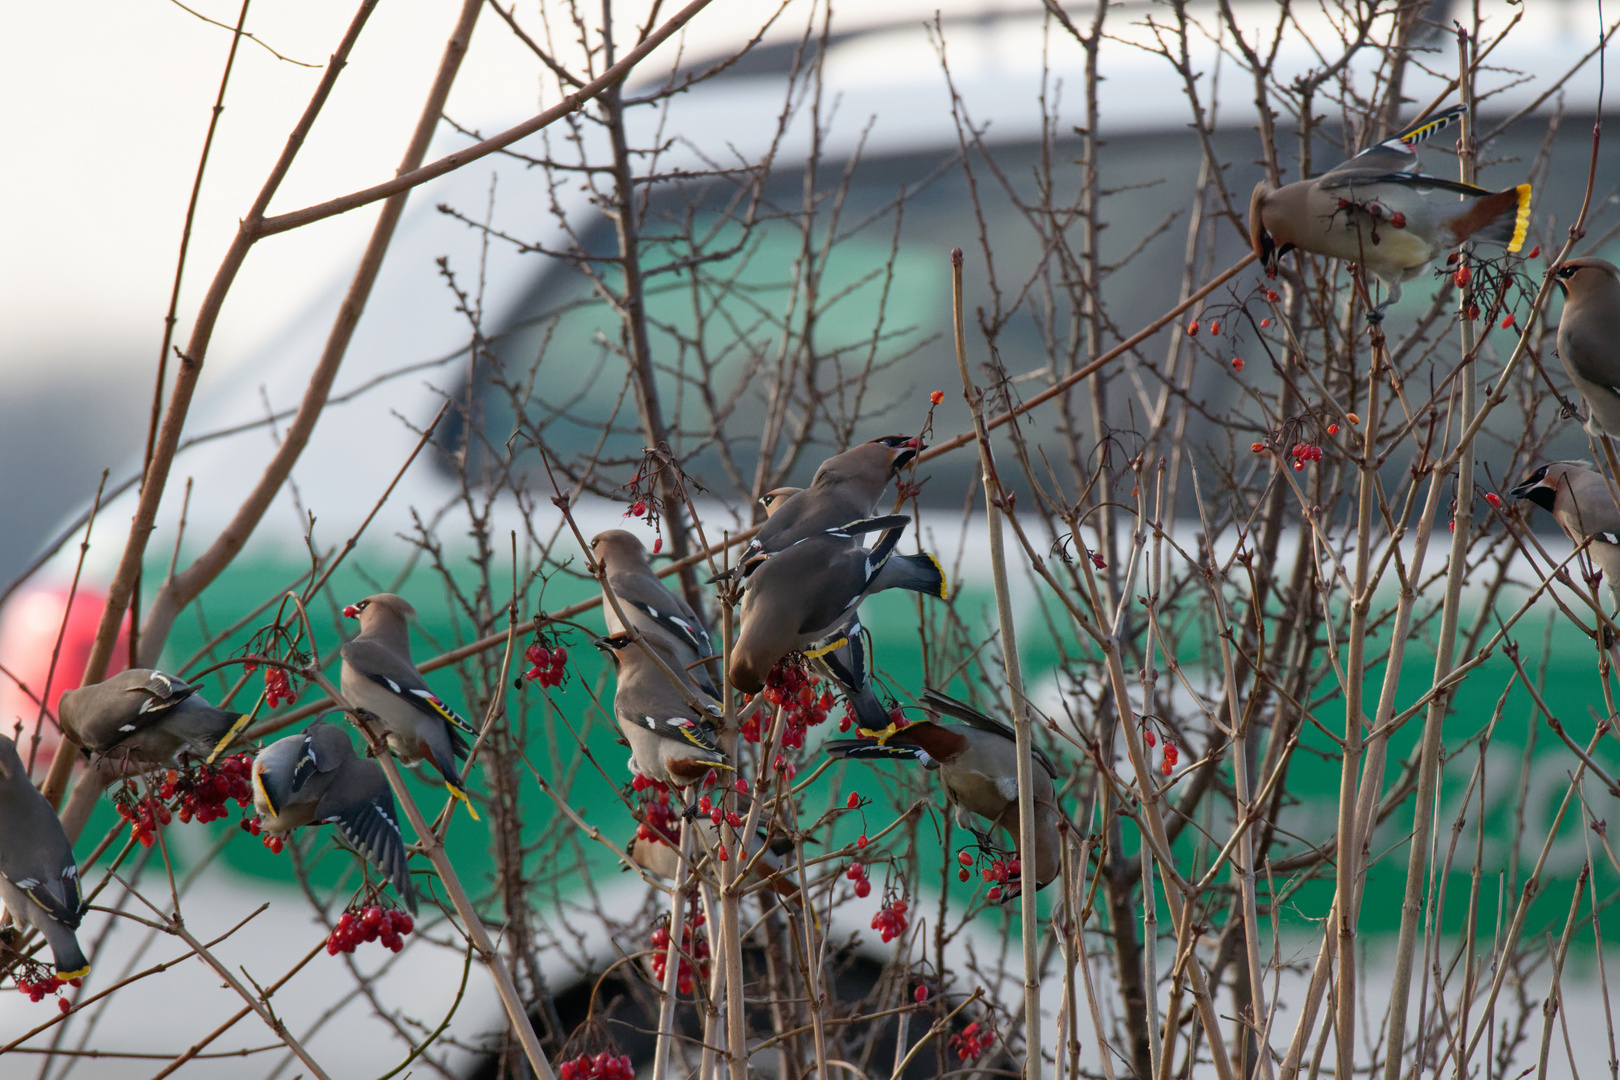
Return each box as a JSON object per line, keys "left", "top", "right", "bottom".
{"left": 207, "top": 710, "right": 255, "bottom": 765}
{"left": 446, "top": 783, "right": 481, "bottom": 821}
{"left": 1507, "top": 183, "right": 1532, "bottom": 252}
{"left": 58, "top": 964, "right": 90, "bottom": 979}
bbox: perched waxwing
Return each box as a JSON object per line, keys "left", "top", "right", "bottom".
{"left": 597, "top": 633, "right": 730, "bottom": 791}
{"left": 718, "top": 436, "right": 921, "bottom": 582}
{"left": 1553, "top": 258, "right": 1620, "bottom": 435}
{"left": 59, "top": 669, "right": 243, "bottom": 766}
{"left": 0, "top": 735, "right": 89, "bottom": 977}
{"left": 340, "top": 594, "right": 479, "bottom": 818}
{"left": 590, "top": 529, "right": 719, "bottom": 700}
{"left": 729, "top": 524, "right": 946, "bottom": 694}
{"left": 253, "top": 721, "right": 416, "bottom": 912}
{"left": 1511, "top": 461, "right": 1620, "bottom": 602}
{"left": 1249, "top": 105, "right": 1531, "bottom": 315}
{"left": 825, "top": 689, "right": 1062, "bottom": 894}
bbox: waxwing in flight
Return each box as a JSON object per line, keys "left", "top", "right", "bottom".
{"left": 717, "top": 436, "right": 921, "bottom": 583}
{"left": 1511, "top": 461, "right": 1620, "bottom": 603}
{"left": 340, "top": 594, "right": 478, "bottom": 818}
{"left": 826, "top": 689, "right": 1062, "bottom": 894}
{"left": 0, "top": 735, "right": 89, "bottom": 977}
{"left": 59, "top": 669, "right": 243, "bottom": 766}
{"left": 590, "top": 529, "right": 720, "bottom": 701}
{"left": 597, "top": 633, "right": 730, "bottom": 791}
{"left": 1249, "top": 105, "right": 1531, "bottom": 315}
{"left": 728, "top": 524, "right": 946, "bottom": 695}
{"left": 1553, "top": 258, "right": 1620, "bottom": 436}
{"left": 253, "top": 721, "right": 416, "bottom": 913}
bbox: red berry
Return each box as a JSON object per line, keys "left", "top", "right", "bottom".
{"left": 846, "top": 792, "right": 860, "bottom": 809}
{"left": 854, "top": 878, "right": 871, "bottom": 898}
{"left": 1187, "top": 320, "right": 1199, "bottom": 337}
{"left": 1454, "top": 266, "right": 1472, "bottom": 287}
{"left": 856, "top": 835, "right": 869, "bottom": 848}
{"left": 1528, "top": 245, "right": 1540, "bottom": 258}
{"left": 1502, "top": 314, "right": 1515, "bottom": 329}
{"left": 915, "top": 984, "right": 928, "bottom": 1003}
{"left": 1231, "top": 357, "right": 1244, "bottom": 371}
{"left": 930, "top": 390, "right": 944, "bottom": 405}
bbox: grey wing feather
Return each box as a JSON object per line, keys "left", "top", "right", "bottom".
{"left": 327, "top": 797, "right": 416, "bottom": 914}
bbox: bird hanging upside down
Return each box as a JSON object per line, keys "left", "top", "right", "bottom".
{"left": 1248, "top": 105, "right": 1531, "bottom": 317}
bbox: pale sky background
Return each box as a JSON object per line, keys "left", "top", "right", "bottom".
{"left": 0, "top": 0, "right": 1036, "bottom": 578}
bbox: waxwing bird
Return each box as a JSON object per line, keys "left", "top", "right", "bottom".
{"left": 0, "top": 735, "right": 89, "bottom": 977}
{"left": 590, "top": 529, "right": 720, "bottom": 701}
{"left": 340, "top": 594, "right": 479, "bottom": 818}
{"left": 597, "top": 634, "right": 730, "bottom": 791}
{"left": 825, "top": 689, "right": 1062, "bottom": 893}
{"left": 1511, "top": 461, "right": 1620, "bottom": 603}
{"left": 1553, "top": 258, "right": 1620, "bottom": 435}
{"left": 1249, "top": 105, "right": 1531, "bottom": 315}
{"left": 717, "top": 436, "right": 921, "bottom": 583}
{"left": 729, "top": 524, "right": 947, "bottom": 695}
{"left": 59, "top": 669, "right": 243, "bottom": 766}
{"left": 254, "top": 721, "right": 416, "bottom": 913}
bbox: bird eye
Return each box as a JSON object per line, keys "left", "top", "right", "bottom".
{"left": 1557, "top": 265, "right": 1579, "bottom": 279}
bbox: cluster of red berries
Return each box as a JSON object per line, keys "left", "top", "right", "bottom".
{"left": 559, "top": 1052, "right": 635, "bottom": 1080}
{"left": 649, "top": 910, "right": 710, "bottom": 995}
{"left": 695, "top": 793, "right": 743, "bottom": 833}
{"left": 158, "top": 753, "right": 255, "bottom": 825}
{"left": 982, "top": 855, "right": 1022, "bottom": 902}
{"left": 634, "top": 779, "right": 679, "bottom": 846}
{"left": 117, "top": 796, "right": 170, "bottom": 847}
{"left": 1159, "top": 741, "right": 1180, "bottom": 777}
{"left": 950, "top": 1020, "right": 994, "bottom": 1062}
{"left": 523, "top": 642, "right": 568, "bottom": 688}
{"left": 15, "top": 970, "right": 78, "bottom": 1013}
{"left": 749, "top": 658, "right": 833, "bottom": 750}
{"left": 846, "top": 861, "right": 873, "bottom": 898}
{"left": 262, "top": 667, "right": 296, "bottom": 709}
{"left": 326, "top": 904, "right": 414, "bottom": 956}
{"left": 871, "top": 898, "right": 908, "bottom": 943}
{"left": 1289, "top": 443, "right": 1324, "bottom": 471}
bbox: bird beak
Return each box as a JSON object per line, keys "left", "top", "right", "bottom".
{"left": 342, "top": 605, "right": 360, "bottom": 618}
{"left": 1509, "top": 474, "right": 1557, "bottom": 512}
